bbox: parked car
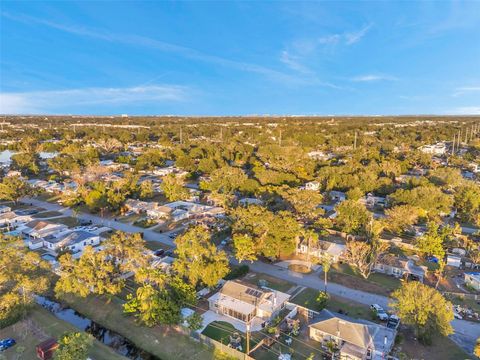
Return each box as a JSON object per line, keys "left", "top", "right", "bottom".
{"left": 154, "top": 249, "right": 165, "bottom": 257}
{"left": 387, "top": 314, "right": 400, "bottom": 329}
{"left": 0, "top": 338, "right": 16, "bottom": 351}
{"left": 370, "top": 304, "right": 389, "bottom": 321}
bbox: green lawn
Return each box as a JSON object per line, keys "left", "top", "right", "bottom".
{"left": 289, "top": 287, "right": 323, "bottom": 311}
{"left": 32, "top": 210, "right": 63, "bottom": 218}
{"left": 49, "top": 216, "right": 80, "bottom": 227}
{"left": 0, "top": 305, "right": 126, "bottom": 360}
{"left": 144, "top": 241, "right": 173, "bottom": 251}
{"left": 59, "top": 293, "right": 213, "bottom": 360}
{"left": 329, "top": 263, "right": 401, "bottom": 296}
{"left": 243, "top": 273, "right": 295, "bottom": 293}
{"left": 201, "top": 321, "right": 259, "bottom": 353}
{"left": 289, "top": 287, "right": 372, "bottom": 319}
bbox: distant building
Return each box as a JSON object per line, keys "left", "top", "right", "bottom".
{"left": 419, "top": 142, "right": 447, "bottom": 155}
{"left": 464, "top": 272, "right": 480, "bottom": 291}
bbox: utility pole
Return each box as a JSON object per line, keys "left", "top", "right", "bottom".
{"left": 354, "top": 131, "right": 358, "bottom": 150}
{"left": 278, "top": 130, "right": 282, "bottom": 146}
{"left": 465, "top": 128, "right": 468, "bottom": 144}
{"left": 245, "top": 320, "right": 251, "bottom": 357}
{"left": 180, "top": 127, "right": 183, "bottom": 145}
{"left": 452, "top": 133, "right": 456, "bottom": 155}
{"left": 457, "top": 130, "right": 461, "bottom": 149}
{"left": 220, "top": 127, "right": 223, "bottom": 142}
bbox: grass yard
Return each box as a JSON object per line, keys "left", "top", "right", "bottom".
{"left": 201, "top": 321, "right": 259, "bottom": 353}
{"left": 397, "top": 329, "right": 469, "bottom": 360}
{"left": 252, "top": 332, "right": 325, "bottom": 360}
{"left": 49, "top": 216, "right": 80, "bottom": 227}
{"left": 329, "top": 263, "right": 401, "bottom": 296}
{"left": 59, "top": 293, "right": 213, "bottom": 360}
{"left": 289, "top": 287, "right": 323, "bottom": 311}
{"left": 117, "top": 213, "right": 144, "bottom": 224}
{"left": 0, "top": 305, "right": 126, "bottom": 360}
{"left": 289, "top": 287, "right": 372, "bottom": 319}
{"left": 243, "top": 272, "right": 295, "bottom": 293}
{"left": 288, "top": 264, "right": 312, "bottom": 274}
{"left": 32, "top": 210, "right": 63, "bottom": 218}
{"left": 144, "top": 241, "right": 173, "bottom": 251}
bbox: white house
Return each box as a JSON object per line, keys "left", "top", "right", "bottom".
{"left": 21, "top": 220, "right": 68, "bottom": 240}
{"left": 464, "top": 272, "right": 480, "bottom": 291}
{"left": 0, "top": 205, "right": 12, "bottom": 214}
{"left": 304, "top": 181, "right": 320, "bottom": 191}
{"left": 208, "top": 280, "right": 290, "bottom": 330}
{"left": 43, "top": 230, "right": 101, "bottom": 254}
{"left": 329, "top": 191, "right": 346, "bottom": 203}
{"left": 419, "top": 142, "right": 447, "bottom": 155}
{"left": 296, "top": 240, "right": 346, "bottom": 263}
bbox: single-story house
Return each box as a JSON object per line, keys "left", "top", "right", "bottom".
{"left": 0, "top": 210, "right": 16, "bottom": 226}
{"left": 208, "top": 280, "right": 290, "bottom": 328}
{"left": 329, "top": 191, "right": 346, "bottom": 203}
{"left": 447, "top": 254, "right": 462, "bottom": 268}
{"left": 43, "top": 230, "right": 101, "bottom": 253}
{"left": 238, "top": 197, "right": 264, "bottom": 206}
{"left": 296, "top": 240, "right": 346, "bottom": 263}
{"left": 309, "top": 309, "right": 396, "bottom": 360}
{"left": 304, "top": 181, "right": 321, "bottom": 191}
{"left": 360, "top": 193, "right": 386, "bottom": 208}
{"left": 374, "top": 254, "right": 426, "bottom": 282}
{"left": 464, "top": 272, "right": 480, "bottom": 291}
{"left": 0, "top": 205, "right": 12, "bottom": 214}
{"left": 21, "top": 220, "right": 69, "bottom": 240}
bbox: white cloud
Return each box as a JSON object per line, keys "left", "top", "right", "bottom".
{"left": 452, "top": 86, "right": 480, "bottom": 97}
{"left": 351, "top": 74, "right": 398, "bottom": 82}
{"left": 0, "top": 85, "right": 189, "bottom": 114}
{"left": 450, "top": 106, "right": 480, "bottom": 115}
{"left": 345, "top": 24, "right": 373, "bottom": 45}
{"left": 279, "top": 51, "right": 311, "bottom": 74}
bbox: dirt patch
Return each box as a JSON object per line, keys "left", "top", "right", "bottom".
{"left": 288, "top": 263, "right": 312, "bottom": 274}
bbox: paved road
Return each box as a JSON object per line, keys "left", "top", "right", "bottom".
{"left": 243, "top": 260, "right": 480, "bottom": 354}
{"left": 23, "top": 197, "right": 175, "bottom": 247}
{"left": 23, "top": 197, "right": 480, "bottom": 354}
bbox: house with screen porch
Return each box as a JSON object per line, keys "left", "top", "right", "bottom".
{"left": 208, "top": 280, "right": 290, "bottom": 331}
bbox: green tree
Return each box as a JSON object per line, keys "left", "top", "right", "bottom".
{"left": 161, "top": 174, "right": 190, "bottom": 201}
{"left": 385, "top": 205, "right": 420, "bottom": 234}
{"left": 391, "top": 282, "right": 454, "bottom": 344}
{"left": 54, "top": 332, "right": 93, "bottom": 360}
{"left": 232, "top": 234, "right": 257, "bottom": 263}
{"left": 389, "top": 186, "right": 453, "bottom": 217}
{"left": 454, "top": 183, "right": 480, "bottom": 222}
{"left": 0, "top": 176, "right": 30, "bottom": 204}
{"left": 335, "top": 200, "right": 372, "bottom": 235}
{"left": 344, "top": 239, "right": 388, "bottom": 279}
{"left": 139, "top": 180, "right": 154, "bottom": 199}
{"left": 474, "top": 337, "right": 480, "bottom": 358}
{"left": 416, "top": 222, "right": 446, "bottom": 259}
{"left": 55, "top": 247, "right": 124, "bottom": 298}
{"left": 0, "top": 235, "right": 51, "bottom": 326}
{"left": 102, "top": 231, "right": 148, "bottom": 274}
{"left": 174, "top": 226, "right": 229, "bottom": 287}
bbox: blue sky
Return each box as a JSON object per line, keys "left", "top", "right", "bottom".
{"left": 1, "top": 1, "right": 479, "bottom": 115}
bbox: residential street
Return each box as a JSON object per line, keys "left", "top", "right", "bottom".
{"left": 23, "top": 197, "right": 480, "bottom": 354}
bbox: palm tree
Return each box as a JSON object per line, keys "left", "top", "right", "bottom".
{"left": 320, "top": 254, "right": 332, "bottom": 292}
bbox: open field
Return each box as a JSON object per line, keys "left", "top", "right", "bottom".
{"left": 0, "top": 305, "right": 126, "bottom": 360}
{"left": 59, "top": 293, "right": 213, "bottom": 360}
{"left": 32, "top": 210, "right": 63, "bottom": 218}
{"left": 329, "top": 263, "right": 401, "bottom": 296}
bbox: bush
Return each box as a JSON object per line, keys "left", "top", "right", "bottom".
{"left": 224, "top": 265, "right": 249, "bottom": 280}
{"left": 316, "top": 291, "right": 329, "bottom": 311}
